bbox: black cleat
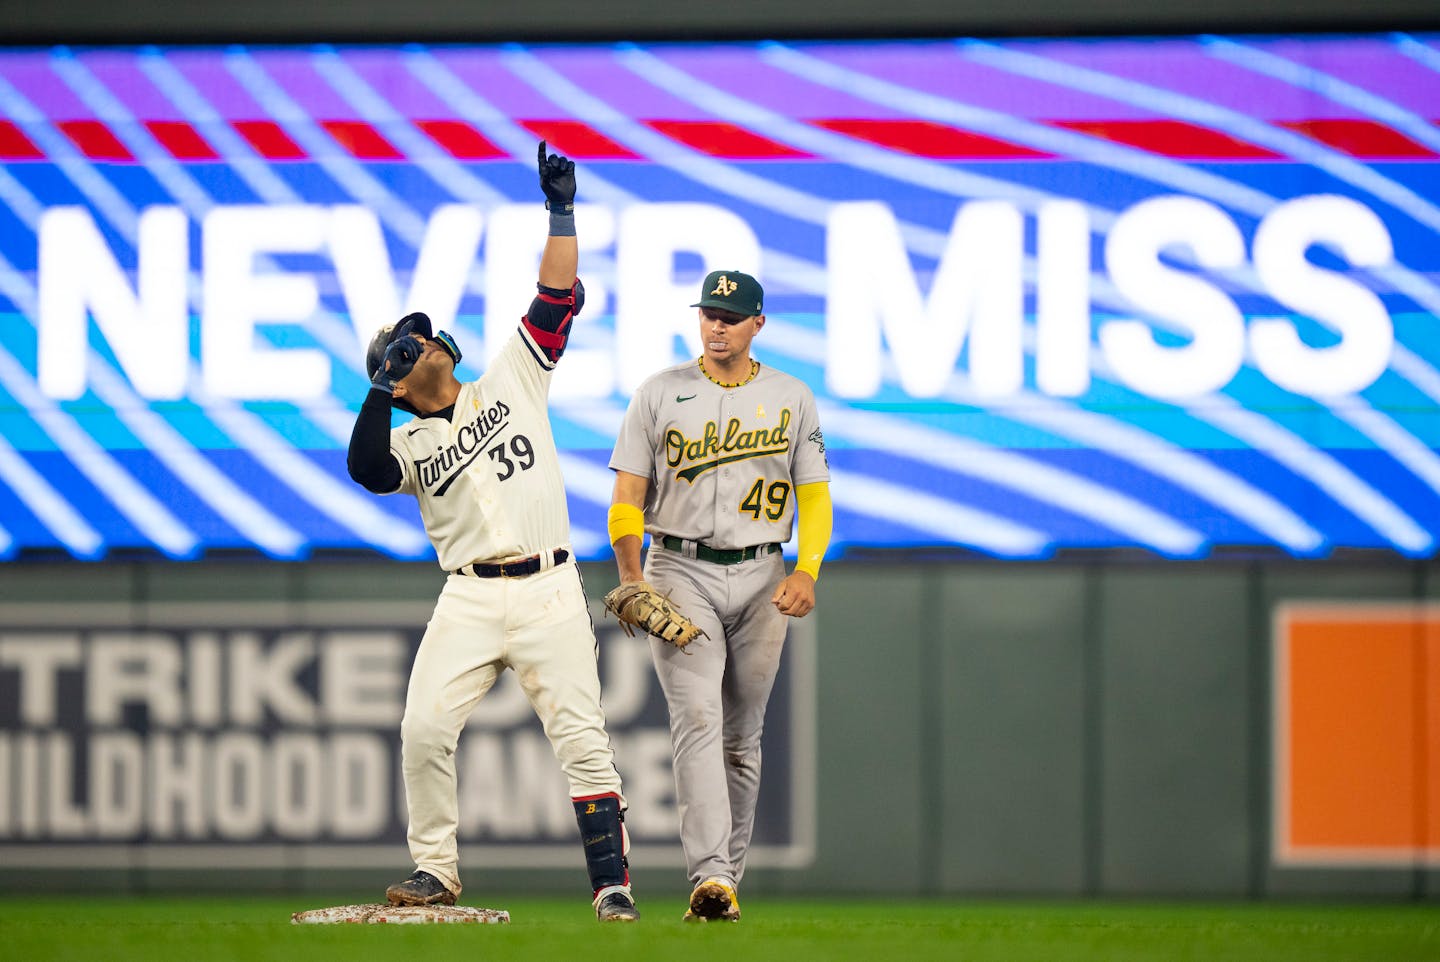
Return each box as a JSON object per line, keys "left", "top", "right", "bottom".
{"left": 594, "top": 887, "right": 640, "bottom": 922}
{"left": 385, "top": 870, "right": 457, "bottom": 906}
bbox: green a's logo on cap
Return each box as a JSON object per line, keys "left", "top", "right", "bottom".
{"left": 693, "top": 269, "right": 763, "bottom": 315}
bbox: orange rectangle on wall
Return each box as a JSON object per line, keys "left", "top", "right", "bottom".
{"left": 1274, "top": 603, "right": 1440, "bottom": 867}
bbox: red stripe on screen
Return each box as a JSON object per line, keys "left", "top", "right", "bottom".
{"left": 320, "top": 121, "right": 404, "bottom": 160}
{"left": 32, "top": 115, "right": 1440, "bottom": 166}
{"left": 415, "top": 120, "right": 506, "bottom": 160}
{"left": 813, "top": 118, "right": 1051, "bottom": 159}
{"left": 1278, "top": 119, "right": 1438, "bottom": 159}
{"left": 145, "top": 121, "right": 220, "bottom": 161}
{"left": 231, "top": 121, "right": 307, "bottom": 160}
{"left": 0, "top": 121, "right": 43, "bottom": 160}
{"left": 56, "top": 120, "right": 134, "bottom": 161}
{"left": 1050, "top": 119, "right": 1282, "bottom": 160}
{"left": 645, "top": 120, "right": 809, "bottom": 158}
{"left": 518, "top": 120, "right": 641, "bottom": 160}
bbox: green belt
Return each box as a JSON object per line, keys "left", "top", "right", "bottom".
{"left": 659, "top": 535, "right": 779, "bottom": 565}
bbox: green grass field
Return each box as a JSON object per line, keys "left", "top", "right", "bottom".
{"left": 3, "top": 895, "right": 1436, "bottom": 962}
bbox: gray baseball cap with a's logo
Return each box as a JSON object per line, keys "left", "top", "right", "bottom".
{"left": 692, "top": 269, "right": 764, "bottom": 316}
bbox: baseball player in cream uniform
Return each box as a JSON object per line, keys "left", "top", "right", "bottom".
{"left": 607, "top": 270, "right": 833, "bottom": 921}
{"left": 347, "top": 143, "right": 638, "bottom": 922}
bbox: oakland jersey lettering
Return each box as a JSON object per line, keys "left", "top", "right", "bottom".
{"left": 414, "top": 399, "right": 512, "bottom": 495}
{"left": 610, "top": 360, "right": 827, "bottom": 550}
{"left": 666, "top": 409, "right": 792, "bottom": 483}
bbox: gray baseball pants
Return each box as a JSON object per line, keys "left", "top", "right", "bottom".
{"left": 644, "top": 545, "right": 788, "bottom": 889}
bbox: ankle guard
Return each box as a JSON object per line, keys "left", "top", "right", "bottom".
{"left": 573, "top": 792, "right": 629, "bottom": 893}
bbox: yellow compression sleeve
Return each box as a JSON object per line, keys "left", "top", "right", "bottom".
{"left": 607, "top": 502, "right": 646, "bottom": 546}
{"left": 794, "top": 481, "right": 833, "bottom": 581}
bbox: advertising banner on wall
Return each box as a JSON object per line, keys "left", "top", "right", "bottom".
{"left": 0, "top": 36, "right": 1438, "bottom": 561}
{"left": 1272, "top": 601, "right": 1440, "bottom": 868}
{"left": 0, "top": 600, "right": 817, "bottom": 870}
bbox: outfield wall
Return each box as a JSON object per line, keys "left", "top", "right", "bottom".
{"left": 1, "top": 556, "right": 1436, "bottom": 900}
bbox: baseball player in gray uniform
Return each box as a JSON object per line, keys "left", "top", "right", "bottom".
{"left": 347, "top": 142, "right": 638, "bottom": 922}
{"left": 607, "top": 269, "right": 833, "bottom": 921}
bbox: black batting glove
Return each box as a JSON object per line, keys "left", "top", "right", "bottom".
{"left": 370, "top": 335, "right": 422, "bottom": 393}
{"left": 538, "top": 140, "right": 576, "bottom": 212}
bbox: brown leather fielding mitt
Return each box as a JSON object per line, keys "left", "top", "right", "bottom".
{"left": 602, "top": 581, "right": 706, "bottom": 649}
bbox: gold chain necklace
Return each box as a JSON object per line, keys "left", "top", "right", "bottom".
{"left": 698, "top": 357, "right": 759, "bottom": 388}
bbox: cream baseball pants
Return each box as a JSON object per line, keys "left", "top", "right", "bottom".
{"left": 399, "top": 561, "right": 623, "bottom": 897}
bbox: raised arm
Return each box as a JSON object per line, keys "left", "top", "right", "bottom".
{"left": 538, "top": 140, "right": 578, "bottom": 289}
{"left": 525, "top": 141, "right": 584, "bottom": 365}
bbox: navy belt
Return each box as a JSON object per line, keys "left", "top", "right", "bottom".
{"left": 456, "top": 548, "right": 568, "bottom": 579}
{"left": 659, "top": 536, "right": 779, "bottom": 565}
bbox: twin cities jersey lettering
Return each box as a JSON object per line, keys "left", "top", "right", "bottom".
{"left": 611, "top": 361, "right": 829, "bottom": 550}
{"left": 389, "top": 330, "right": 572, "bottom": 571}
{"left": 415, "top": 399, "right": 511, "bottom": 494}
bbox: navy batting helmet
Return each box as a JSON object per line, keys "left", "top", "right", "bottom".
{"left": 365, "top": 312, "right": 462, "bottom": 381}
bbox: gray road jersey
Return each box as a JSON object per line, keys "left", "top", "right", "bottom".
{"left": 610, "top": 360, "right": 829, "bottom": 550}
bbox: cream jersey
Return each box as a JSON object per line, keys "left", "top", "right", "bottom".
{"left": 387, "top": 328, "right": 571, "bottom": 571}
{"left": 610, "top": 359, "right": 829, "bottom": 550}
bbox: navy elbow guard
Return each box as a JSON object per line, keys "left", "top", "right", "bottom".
{"left": 537, "top": 278, "right": 585, "bottom": 319}
{"left": 573, "top": 793, "right": 629, "bottom": 893}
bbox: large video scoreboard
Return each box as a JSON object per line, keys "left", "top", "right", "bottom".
{"left": 1, "top": 35, "right": 1437, "bottom": 561}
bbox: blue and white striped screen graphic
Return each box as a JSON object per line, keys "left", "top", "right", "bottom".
{"left": 1, "top": 36, "right": 1438, "bottom": 562}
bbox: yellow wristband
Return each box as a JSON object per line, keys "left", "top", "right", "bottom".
{"left": 607, "top": 502, "right": 645, "bottom": 546}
